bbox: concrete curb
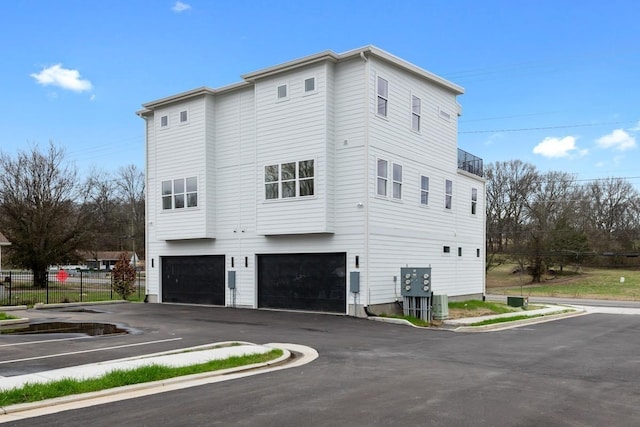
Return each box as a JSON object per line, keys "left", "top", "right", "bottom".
{"left": 0, "top": 343, "right": 299, "bottom": 417}
{"left": 34, "top": 300, "right": 129, "bottom": 310}
{"left": 0, "top": 306, "right": 28, "bottom": 312}
{"left": 0, "top": 317, "right": 29, "bottom": 330}
{"left": 451, "top": 309, "right": 587, "bottom": 332}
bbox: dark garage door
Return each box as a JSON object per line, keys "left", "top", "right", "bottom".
{"left": 258, "top": 253, "right": 346, "bottom": 313}
{"left": 162, "top": 255, "right": 225, "bottom": 305}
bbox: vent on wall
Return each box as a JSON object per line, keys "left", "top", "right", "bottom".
{"left": 439, "top": 109, "right": 451, "bottom": 121}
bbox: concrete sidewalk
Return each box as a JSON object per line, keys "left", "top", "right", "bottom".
{"left": 442, "top": 304, "right": 576, "bottom": 327}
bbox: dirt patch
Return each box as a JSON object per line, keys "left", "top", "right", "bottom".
{"left": 447, "top": 308, "right": 497, "bottom": 319}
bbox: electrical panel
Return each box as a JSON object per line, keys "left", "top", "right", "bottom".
{"left": 400, "top": 267, "right": 432, "bottom": 297}
{"left": 350, "top": 271, "right": 360, "bottom": 294}
{"left": 227, "top": 271, "right": 236, "bottom": 289}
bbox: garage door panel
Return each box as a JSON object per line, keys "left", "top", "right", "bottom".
{"left": 258, "top": 253, "right": 346, "bottom": 313}
{"left": 162, "top": 255, "right": 225, "bottom": 305}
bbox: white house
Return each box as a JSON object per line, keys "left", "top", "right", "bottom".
{"left": 137, "top": 46, "right": 485, "bottom": 316}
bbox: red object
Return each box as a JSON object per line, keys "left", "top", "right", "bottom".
{"left": 56, "top": 269, "right": 69, "bottom": 283}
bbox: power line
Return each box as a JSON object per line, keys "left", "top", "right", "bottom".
{"left": 459, "top": 121, "right": 634, "bottom": 134}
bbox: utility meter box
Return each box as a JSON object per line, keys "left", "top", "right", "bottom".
{"left": 400, "top": 267, "right": 432, "bottom": 297}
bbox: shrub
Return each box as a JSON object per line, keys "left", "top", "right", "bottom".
{"left": 111, "top": 252, "right": 136, "bottom": 300}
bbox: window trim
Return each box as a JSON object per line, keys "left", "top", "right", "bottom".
{"left": 411, "top": 94, "right": 421, "bottom": 132}
{"left": 161, "top": 176, "right": 198, "bottom": 211}
{"left": 276, "top": 83, "right": 289, "bottom": 102}
{"left": 303, "top": 76, "right": 317, "bottom": 95}
{"left": 445, "top": 179, "right": 453, "bottom": 210}
{"left": 420, "top": 175, "right": 429, "bottom": 206}
{"left": 264, "top": 159, "right": 315, "bottom": 201}
{"left": 376, "top": 76, "right": 389, "bottom": 117}
{"left": 471, "top": 188, "right": 478, "bottom": 215}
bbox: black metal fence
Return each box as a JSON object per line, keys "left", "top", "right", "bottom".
{"left": 0, "top": 270, "right": 145, "bottom": 307}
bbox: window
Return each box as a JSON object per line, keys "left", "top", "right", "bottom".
{"left": 179, "top": 110, "right": 188, "bottom": 123}
{"left": 471, "top": 188, "right": 478, "bottom": 215}
{"left": 411, "top": 95, "right": 421, "bottom": 131}
{"left": 377, "top": 76, "right": 388, "bottom": 117}
{"left": 376, "top": 159, "right": 388, "bottom": 196}
{"left": 160, "top": 115, "right": 168, "bottom": 128}
{"left": 445, "top": 179, "right": 453, "bottom": 210}
{"left": 304, "top": 77, "right": 315, "bottom": 93}
{"left": 161, "top": 177, "right": 198, "bottom": 210}
{"left": 420, "top": 176, "right": 429, "bottom": 205}
{"left": 277, "top": 84, "right": 288, "bottom": 100}
{"left": 264, "top": 160, "right": 314, "bottom": 200}
{"left": 443, "top": 246, "right": 451, "bottom": 254}
{"left": 392, "top": 163, "right": 402, "bottom": 200}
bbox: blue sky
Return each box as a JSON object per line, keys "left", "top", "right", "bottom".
{"left": 1, "top": 0, "right": 639, "bottom": 185}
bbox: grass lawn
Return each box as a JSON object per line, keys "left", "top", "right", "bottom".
{"left": 0, "top": 312, "right": 18, "bottom": 320}
{"left": 487, "top": 263, "right": 640, "bottom": 300}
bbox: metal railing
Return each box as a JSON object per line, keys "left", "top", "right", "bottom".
{"left": 458, "top": 148, "right": 484, "bottom": 177}
{"left": 0, "top": 270, "right": 145, "bottom": 306}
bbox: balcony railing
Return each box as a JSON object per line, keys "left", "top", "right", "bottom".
{"left": 458, "top": 148, "right": 483, "bottom": 177}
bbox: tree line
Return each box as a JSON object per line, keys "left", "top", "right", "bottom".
{"left": 486, "top": 159, "right": 640, "bottom": 282}
{"left": 0, "top": 142, "right": 144, "bottom": 287}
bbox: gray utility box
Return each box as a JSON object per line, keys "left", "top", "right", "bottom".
{"left": 432, "top": 294, "right": 449, "bottom": 320}
{"left": 400, "top": 267, "right": 432, "bottom": 297}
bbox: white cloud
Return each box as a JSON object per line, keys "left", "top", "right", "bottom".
{"left": 31, "top": 64, "right": 93, "bottom": 92}
{"left": 532, "top": 136, "right": 580, "bottom": 158}
{"left": 596, "top": 129, "right": 636, "bottom": 151}
{"left": 172, "top": 1, "right": 191, "bottom": 12}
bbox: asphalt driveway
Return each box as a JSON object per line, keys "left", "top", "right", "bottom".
{"left": 2, "top": 303, "right": 639, "bottom": 426}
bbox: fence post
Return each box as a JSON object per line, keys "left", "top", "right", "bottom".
{"left": 80, "top": 271, "right": 84, "bottom": 302}
{"left": 110, "top": 274, "right": 113, "bottom": 300}
{"left": 45, "top": 271, "right": 49, "bottom": 304}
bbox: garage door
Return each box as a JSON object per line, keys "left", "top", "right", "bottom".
{"left": 161, "top": 255, "right": 225, "bottom": 305}
{"left": 257, "top": 253, "right": 346, "bottom": 313}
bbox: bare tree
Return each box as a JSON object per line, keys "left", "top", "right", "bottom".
{"left": 115, "top": 164, "right": 145, "bottom": 260}
{"left": 0, "top": 142, "right": 96, "bottom": 287}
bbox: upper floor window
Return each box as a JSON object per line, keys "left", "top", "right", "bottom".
{"left": 179, "top": 110, "right": 188, "bottom": 124}
{"left": 377, "top": 76, "right": 388, "bottom": 117}
{"left": 420, "top": 175, "right": 429, "bottom": 205}
{"left": 264, "top": 160, "right": 314, "bottom": 200}
{"left": 160, "top": 115, "right": 168, "bottom": 128}
{"left": 162, "top": 177, "right": 198, "bottom": 210}
{"left": 411, "top": 95, "right": 421, "bottom": 131}
{"left": 471, "top": 188, "right": 478, "bottom": 215}
{"left": 392, "top": 163, "right": 402, "bottom": 200}
{"left": 376, "top": 159, "right": 388, "bottom": 197}
{"left": 277, "top": 84, "right": 288, "bottom": 100}
{"left": 304, "top": 77, "right": 315, "bottom": 93}
{"left": 445, "top": 179, "right": 453, "bottom": 210}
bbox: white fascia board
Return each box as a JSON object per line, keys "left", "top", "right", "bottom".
{"left": 241, "top": 50, "right": 340, "bottom": 81}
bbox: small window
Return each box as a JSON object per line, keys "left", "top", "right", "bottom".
{"left": 281, "top": 162, "right": 296, "bottom": 198}
{"left": 304, "top": 77, "right": 315, "bottom": 93}
{"left": 299, "top": 159, "right": 314, "bottom": 196}
{"left": 186, "top": 177, "right": 198, "bottom": 207}
{"left": 162, "top": 180, "right": 172, "bottom": 209}
{"left": 445, "top": 179, "right": 453, "bottom": 210}
{"left": 443, "top": 246, "right": 451, "bottom": 254}
{"left": 377, "top": 159, "right": 388, "bottom": 196}
{"left": 420, "top": 176, "right": 429, "bottom": 206}
{"left": 377, "top": 76, "right": 388, "bottom": 117}
{"left": 471, "top": 188, "right": 478, "bottom": 215}
{"left": 179, "top": 110, "right": 188, "bottom": 123}
{"left": 411, "top": 95, "right": 421, "bottom": 131}
{"left": 173, "top": 178, "right": 185, "bottom": 209}
{"left": 265, "top": 164, "right": 279, "bottom": 200}
{"left": 160, "top": 115, "right": 168, "bottom": 128}
{"left": 277, "top": 84, "right": 288, "bottom": 100}
{"left": 458, "top": 247, "right": 462, "bottom": 257}
{"left": 392, "top": 163, "right": 402, "bottom": 200}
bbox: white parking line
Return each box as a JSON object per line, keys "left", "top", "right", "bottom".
{"left": 0, "top": 338, "right": 183, "bottom": 365}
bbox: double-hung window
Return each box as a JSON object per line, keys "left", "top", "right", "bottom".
{"left": 445, "top": 179, "right": 453, "bottom": 210}
{"left": 392, "top": 163, "right": 402, "bottom": 200}
{"left": 162, "top": 177, "right": 198, "bottom": 210}
{"left": 377, "top": 76, "right": 388, "bottom": 117}
{"left": 376, "top": 159, "right": 388, "bottom": 196}
{"left": 420, "top": 175, "right": 429, "bottom": 205}
{"left": 264, "top": 160, "right": 314, "bottom": 200}
{"left": 471, "top": 188, "right": 478, "bottom": 215}
{"left": 411, "top": 95, "right": 421, "bottom": 131}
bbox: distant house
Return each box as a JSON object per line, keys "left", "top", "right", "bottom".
{"left": 137, "top": 46, "right": 485, "bottom": 316}
{"left": 0, "top": 232, "right": 10, "bottom": 271}
{"left": 81, "top": 251, "right": 139, "bottom": 271}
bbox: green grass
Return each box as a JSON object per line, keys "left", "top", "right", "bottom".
{"left": 0, "top": 312, "right": 18, "bottom": 320}
{"left": 382, "top": 314, "right": 430, "bottom": 327}
{"left": 448, "top": 300, "right": 516, "bottom": 313}
{"left": 0, "top": 349, "right": 283, "bottom": 407}
{"left": 488, "top": 264, "right": 640, "bottom": 300}
{"left": 470, "top": 314, "right": 544, "bottom": 326}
